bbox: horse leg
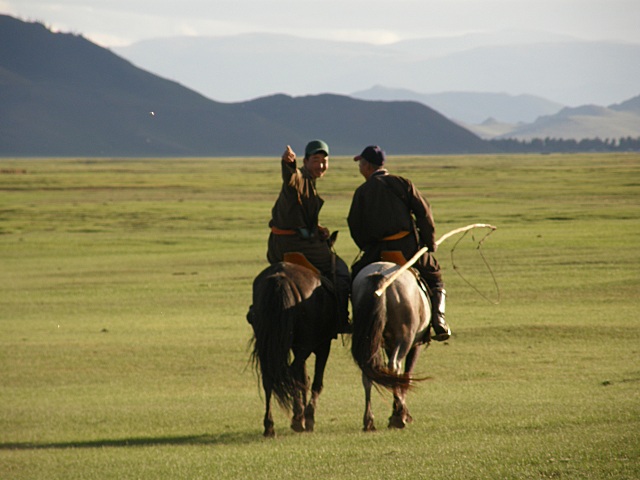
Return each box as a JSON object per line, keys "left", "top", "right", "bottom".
{"left": 389, "top": 387, "right": 407, "bottom": 429}
{"left": 389, "top": 388, "right": 409, "bottom": 429}
{"left": 362, "top": 372, "right": 376, "bottom": 432}
{"left": 388, "top": 345, "right": 421, "bottom": 428}
{"left": 386, "top": 345, "right": 408, "bottom": 429}
{"left": 290, "top": 356, "right": 308, "bottom": 433}
{"left": 400, "top": 345, "right": 422, "bottom": 425}
{"left": 263, "top": 380, "right": 276, "bottom": 438}
{"left": 304, "top": 341, "right": 330, "bottom": 432}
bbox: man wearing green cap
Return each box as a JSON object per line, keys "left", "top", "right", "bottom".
{"left": 266, "top": 140, "right": 351, "bottom": 335}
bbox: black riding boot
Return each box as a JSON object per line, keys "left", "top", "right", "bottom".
{"left": 430, "top": 289, "right": 451, "bottom": 341}
{"left": 333, "top": 279, "right": 352, "bottom": 335}
{"left": 333, "top": 257, "right": 352, "bottom": 336}
{"left": 334, "top": 293, "right": 352, "bottom": 335}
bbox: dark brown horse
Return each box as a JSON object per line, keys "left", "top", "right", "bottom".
{"left": 248, "top": 261, "right": 336, "bottom": 437}
{"left": 351, "top": 261, "right": 430, "bottom": 431}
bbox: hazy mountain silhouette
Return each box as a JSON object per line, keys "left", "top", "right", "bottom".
{"left": 0, "top": 15, "right": 489, "bottom": 156}
{"left": 351, "top": 86, "right": 564, "bottom": 124}
{"left": 351, "top": 87, "right": 640, "bottom": 140}
{"left": 115, "top": 32, "right": 640, "bottom": 107}
{"left": 610, "top": 95, "right": 640, "bottom": 114}
{"left": 492, "top": 97, "right": 640, "bottom": 140}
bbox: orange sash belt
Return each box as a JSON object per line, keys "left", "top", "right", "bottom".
{"left": 382, "top": 230, "right": 410, "bottom": 241}
{"left": 271, "top": 226, "right": 297, "bottom": 235}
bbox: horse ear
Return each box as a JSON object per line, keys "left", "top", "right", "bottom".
{"left": 329, "top": 230, "right": 339, "bottom": 247}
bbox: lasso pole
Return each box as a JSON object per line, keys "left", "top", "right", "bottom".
{"left": 436, "top": 223, "right": 496, "bottom": 246}
{"left": 374, "top": 223, "right": 497, "bottom": 297}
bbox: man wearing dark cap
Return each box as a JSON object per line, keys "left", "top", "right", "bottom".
{"left": 347, "top": 145, "right": 450, "bottom": 341}
{"left": 266, "top": 140, "right": 351, "bottom": 335}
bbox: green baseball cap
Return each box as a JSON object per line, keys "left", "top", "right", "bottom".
{"left": 305, "top": 139, "right": 329, "bottom": 157}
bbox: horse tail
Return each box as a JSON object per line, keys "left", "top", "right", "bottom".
{"left": 250, "top": 271, "right": 300, "bottom": 411}
{"left": 351, "top": 274, "right": 413, "bottom": 391}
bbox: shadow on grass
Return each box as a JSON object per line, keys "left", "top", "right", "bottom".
{"left": 0, "top": 431, "right": 261, "bottom": 451}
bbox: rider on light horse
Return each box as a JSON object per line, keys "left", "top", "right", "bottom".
{"left": 347, "top": 145, "right": 451, "bottom": 342}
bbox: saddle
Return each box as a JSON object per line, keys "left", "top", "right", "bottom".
{"left": 380, "top": 250, "right": 407, "bottom": 266}
{"left": 380, "top": 250, "right": 431, "bottom": 297}
{"left": 283, "top": 252, "right": 321, "bottom": 275}
{"left": 283, "top": 252, "right": 336, "bottom": 294}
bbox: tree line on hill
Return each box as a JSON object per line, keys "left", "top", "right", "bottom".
{"left": 489, "top": 136, "right": 640, "bottom": 154}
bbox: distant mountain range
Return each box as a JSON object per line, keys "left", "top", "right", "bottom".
{"left": 354, "top": 85, "right": 640, "bottom": 141}
{"left": 491, "top": 98, "right": 640, "bottom": 140}
{"left": 0, "top": 15, "right": 489, "bottom": 156}
{"left": 115, "top": 32, "right": 640, "bottom": 108}
{"left": 113, "top": 31, "right": 640, "bottom": 142}
{"left": 351, "top": 86, "right": 564, "bottom": 124}
{"left": 2, "top": 15, "right": 637, "bottom": 156}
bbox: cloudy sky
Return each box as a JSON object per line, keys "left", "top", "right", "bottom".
{"left": 3, "top": 0, "right": 640, "bottom": 47}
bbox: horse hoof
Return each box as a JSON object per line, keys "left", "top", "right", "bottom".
{"left": 388, "top": 416, "right": 406, "bottom": 429}
{"left": 363, "top": 422, "right": 376, "bottom": 432}
{"left": 291, "top": 419, "right": 305, "bottom": 433}
{"left": 263, "top": 427, "right": 276, "bottom": 438}
{"left": 305, "top": 420, "right": 315, "bottom": 432}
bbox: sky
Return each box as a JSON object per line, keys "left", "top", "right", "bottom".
{"left": 3, "top": 0, "right": 640, "bottom": 48}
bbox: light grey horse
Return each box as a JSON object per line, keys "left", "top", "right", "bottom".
{"left": 351, "top": 261, "right": 431, "bottom": 431}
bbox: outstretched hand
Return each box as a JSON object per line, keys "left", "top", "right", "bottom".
{"left": 282, "top": 145, "right": 296, "bottom": 163}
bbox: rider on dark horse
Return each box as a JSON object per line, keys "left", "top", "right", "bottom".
{"left": 248, "top": 139, "right": 351, "bottom": 336}
{"left": 347, "top": 145, "right": 451, "bottom": 342}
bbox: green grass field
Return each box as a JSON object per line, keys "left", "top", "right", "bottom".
{"left": 1, "top": 153, "right": 639, "bottom": 479}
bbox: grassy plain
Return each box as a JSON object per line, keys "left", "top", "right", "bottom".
{"left": 0, "top": 153, "right": 639, "bottom": 479}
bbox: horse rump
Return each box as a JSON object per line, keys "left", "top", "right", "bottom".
{"left": 351, "top": 273, "right": 412, "bottom": 392}
{"left": 250, "top": 267, "right": 301, "bottom": 411}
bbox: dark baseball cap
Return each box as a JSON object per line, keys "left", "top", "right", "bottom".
{"left": 305, "top": 139, "right": 329, "bottom": 156}
{"left": 354, "top": 145, "right": 385, "bottom": 166}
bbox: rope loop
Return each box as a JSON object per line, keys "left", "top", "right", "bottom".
{"left": 449, "top": 225, "right": 500, "bottom": 305}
